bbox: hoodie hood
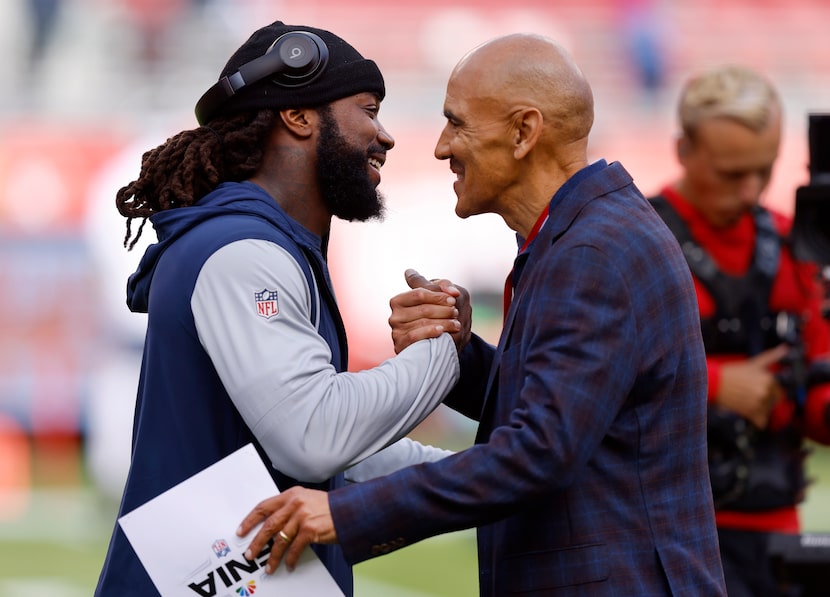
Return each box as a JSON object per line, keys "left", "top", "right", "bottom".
{"left": 126, "top": 181, "right": 321, "bottom": 313}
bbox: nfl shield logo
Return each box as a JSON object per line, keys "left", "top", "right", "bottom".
{"left": 254, "top": 289, "right": 279, "bottom": 319}
{"left": 212, "top": 539, "right": 230, "bottom": 558}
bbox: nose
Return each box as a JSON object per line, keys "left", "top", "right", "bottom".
{"left": 737, "top": 172, "right": 767, "bottom": 207}
{"left": 434, "top": 125, "right": 450, "bottom": 161}
{"left": 378, "top": 121, "right": 395, "bottom": 150}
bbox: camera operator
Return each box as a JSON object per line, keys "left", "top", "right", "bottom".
{"left": 649, "top": 65, "right": 830, "bottom": 597}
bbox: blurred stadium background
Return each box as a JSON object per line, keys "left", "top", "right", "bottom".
{"left": 0, "top": 0, "right": 829, "bottom": 595}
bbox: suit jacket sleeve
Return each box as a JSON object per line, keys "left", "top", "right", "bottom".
{"left": 442, "top": 333, "right": 496, "bottom": 421}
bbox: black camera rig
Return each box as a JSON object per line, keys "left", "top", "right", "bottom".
{"left": 771, "top": 110, "right": 830, "bottom": 597}
{"left": 792, "top": 113, "right": 830, "bottom": 267}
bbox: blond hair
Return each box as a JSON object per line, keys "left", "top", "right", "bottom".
{"left": 678, "top": 65, "right": 781, "bottom": 140}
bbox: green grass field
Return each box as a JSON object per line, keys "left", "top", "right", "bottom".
{"left": 2, "top": 444, "right": 829, "bottom": 596}
{"left": 0, "top": 483, "right": 479, "bottom": 597}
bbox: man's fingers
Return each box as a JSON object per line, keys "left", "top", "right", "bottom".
{"left": 752, "top": 344, "right": 790, "bottom": 368}
{"left": 404, "top": 268, "right": 460, "bottom": 295}
{"left": 260, "top": 520, "right": 305, "bottom": 574}
{"left": 394, "top": 270, "right": 464, "bottom": 354}
{"left": 389, "top": 304, "right": 459, "bottom": 338}
{"left": 243, "top": 520, "right": 283, "bottom": 564}
{"left": 405, "top": 268, "right": 434, "bottom": 290}
{"left": 391, "top": 288, "right": 456, "bottom": 311}
{"left": 238, "top": 495, "right": 294, "bottom": 564}
{"left": 389, "top": 299, "right": 458, "bottom": 322}
{"left": 284, "top": 530, "right": 313, "bottom": 571}
{"left": 238, "top": 496, "right": 280, "bottom": 539}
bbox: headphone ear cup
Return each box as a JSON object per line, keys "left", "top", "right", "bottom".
{"left": 268, "top": 31, "right": 329, "bottom": 87}
{"left": 194, "top": 31, "right": 330, "bottom": 124}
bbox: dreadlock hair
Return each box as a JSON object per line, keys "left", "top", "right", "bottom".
{"left": 116, "top": 109, "right": 279, "bottom": 250}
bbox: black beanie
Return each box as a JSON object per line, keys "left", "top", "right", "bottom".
{"left": 196, "top": 21, "right": 385, "bottom": 123}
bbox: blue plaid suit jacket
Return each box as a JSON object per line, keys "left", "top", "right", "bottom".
{"left": 330, "top": 161, "right": 726, "bottom": 595}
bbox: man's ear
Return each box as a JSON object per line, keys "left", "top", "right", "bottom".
{"left": 513, "top": 108, "right": 542, "bottom": 160}
{"left": 280, "top": 108, "right": 316, "bottom": 139}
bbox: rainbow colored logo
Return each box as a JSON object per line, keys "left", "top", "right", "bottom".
{"left": 236, "top": 580, "right": 257, "bottom": 595}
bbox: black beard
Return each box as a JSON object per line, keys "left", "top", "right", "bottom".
{"left": 316, "top": 107, "right": 386, "bottom": 222}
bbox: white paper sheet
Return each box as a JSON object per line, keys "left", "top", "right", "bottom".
{"left": 118, "top": 443, "right": 344, "bottom": 596}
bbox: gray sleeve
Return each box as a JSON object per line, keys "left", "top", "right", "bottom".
{"left": 191, "top": 239, "right": 460, "bottom": 482}
{"left": 344, "top": 439, "right": 455, "bottom": 483}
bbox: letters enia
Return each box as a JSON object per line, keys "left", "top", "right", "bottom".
{"left": 188, "top": 542, "right": 272, "bottom": 596}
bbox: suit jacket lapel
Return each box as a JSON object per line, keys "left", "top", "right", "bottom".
{"left": 477, "top": 162, "right": 634, "bottom": 422}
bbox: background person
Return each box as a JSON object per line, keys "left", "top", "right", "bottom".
{"left": 647, "top": 64, "right": 830, "bottom": 597}
{"left": 94, "top": 20, "right": 465, "bottom": 597}
{"left": 236, "top": 32, "right": 726, "bottom": 596}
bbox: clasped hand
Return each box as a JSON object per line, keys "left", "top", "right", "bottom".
{"left": 716, "top": 344, "right": 789, "bottom": 429}
{"left": 390, "top": 268, "right": 472, "bottom": 353}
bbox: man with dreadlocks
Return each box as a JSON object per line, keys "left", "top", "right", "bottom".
{"left": 94, "top": 20, "right": 465, "bottom": 597}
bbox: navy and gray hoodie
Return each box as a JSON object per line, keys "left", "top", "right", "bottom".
{"left": 95, "top": 181, "right": 459, "bottom": 596}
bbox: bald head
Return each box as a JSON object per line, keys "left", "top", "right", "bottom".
{"left": 451, "top": 33, "right": 594, "bottom": 144}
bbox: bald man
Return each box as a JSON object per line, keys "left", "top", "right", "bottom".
{"left": 237, "top": 33, "right": 727, "bottom": 596}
